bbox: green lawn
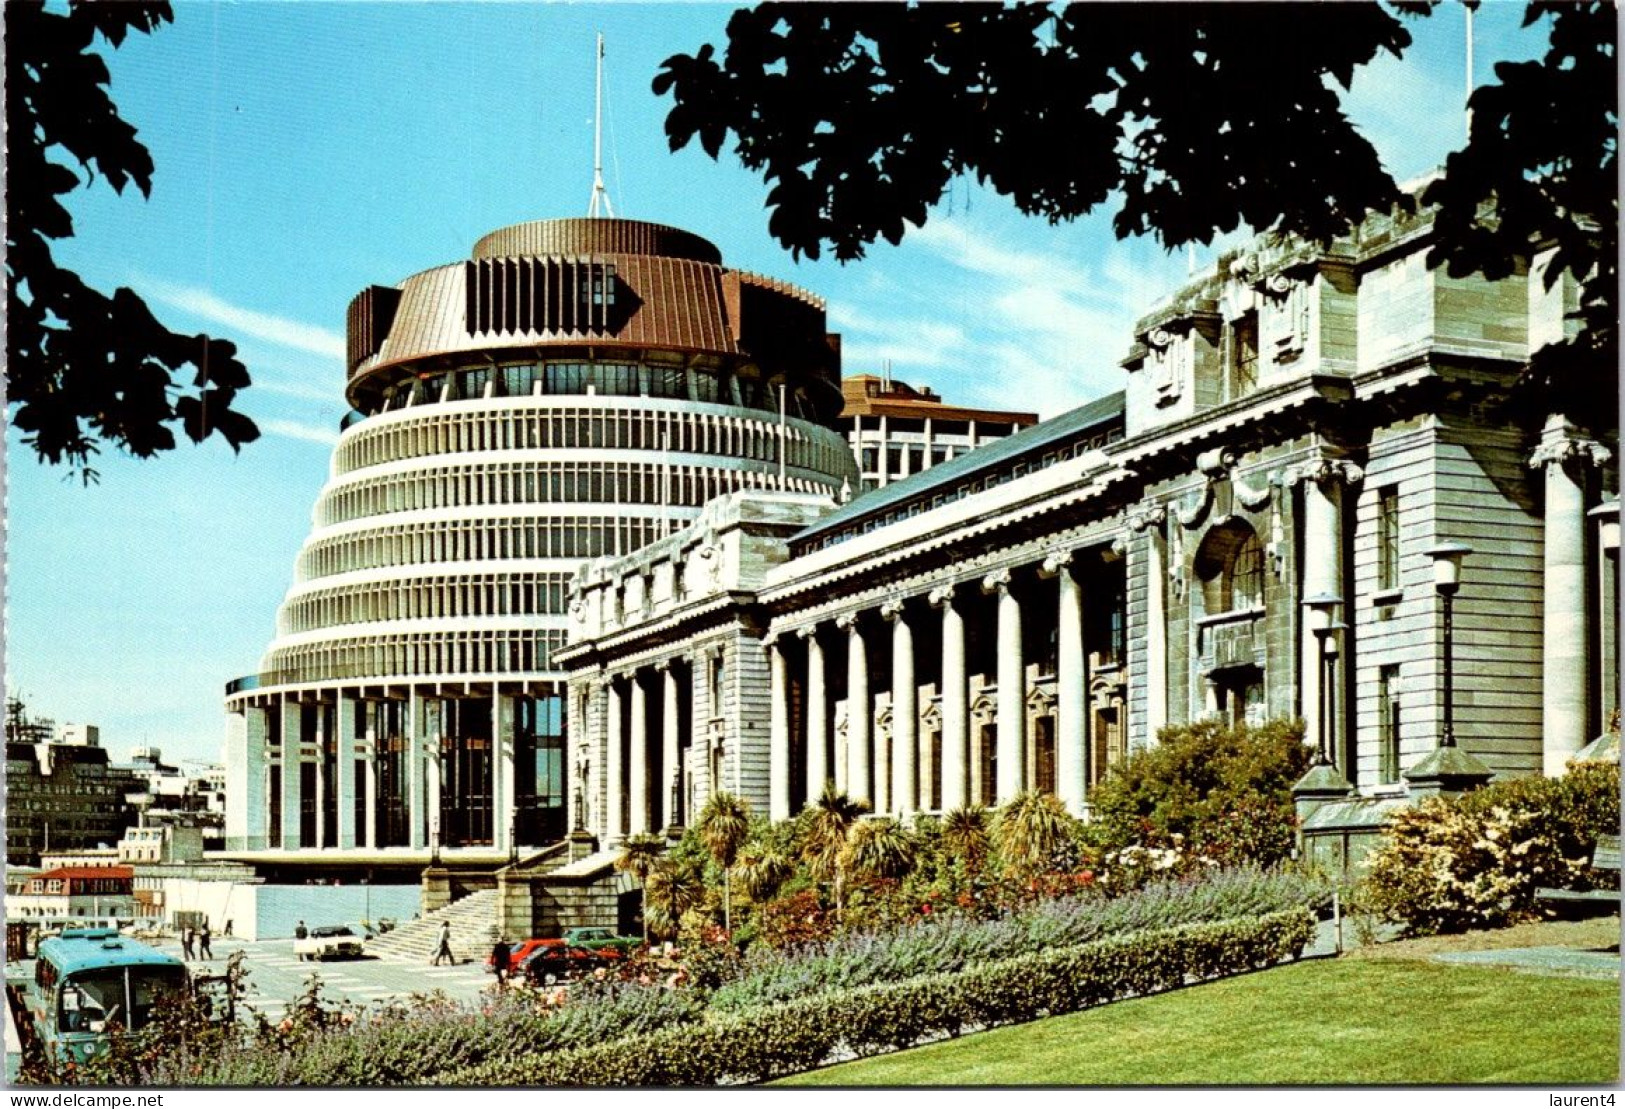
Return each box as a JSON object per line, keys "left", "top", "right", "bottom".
{"left": 773, "top": 958, "right": 1620, "bottom": 1086}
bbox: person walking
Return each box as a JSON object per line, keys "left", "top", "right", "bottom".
{"left": 198, "top": 922, "right": 213, "bottom": 960}
{"left": 295, "top": 920, "right": 308, "bottom": 940}
{"left": 491, "top": 936, "right": 511, "bottom": 989}
{"left": 431, "top": 919, "right": 453, "bottom": 966}
{"left": 180, "top": 927, "right": 195, "bottom": 961}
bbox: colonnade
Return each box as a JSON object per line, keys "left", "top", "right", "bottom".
{"left": 228, "top": 685, "right": 558, "bottom": 853}
{"left": 765, "top": 549, "right": 1105, "bottom": 822}
{"left": 594, "top": 662, "right": 694, "bottom": 842}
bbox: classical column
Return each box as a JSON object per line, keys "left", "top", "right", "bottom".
{"left": 1292, "top": 456, "right": 1358, "bottom": 762}
{"left": 1044, "top": 550, "right": 1088, "bottom": 815}
{"left": 227, "top": 705, "right": 268, "bottom": 851}
{"left": 839, "top": 611, "right": 872, "bottom": 805}
{"left": 1533, "top": 418, "right": 1611, "bottom": 773}
{"left": 493, "top": 688, "right": 515, "bottom": 855}
{"left": 984, "top": 569, "right": 1026, "bottom": 801}
{"left": 335, "top": 693, "right": 358, "bottom": 849}
{"left": 884, "top": 599, "right": 918, "bottom": 817}
{"left": 362, "top": 703, "right": 378, "bottom": 850}
{"left": 605, "top": 678, "right": 625, "bottom": 842}
{"left": 768, "top": 638, "right": 792, "bottom": 821}
{"left": 313, "top": 704, "right": 329, "bottom": 850}
{"left": 661, "top": 664, "right": 682, "bottom": 831}
{"left": 425, "top": 700, "right": 443, "bottom": 854}
{"left": 628, "top": 672, "right": 650, "bottom": 835}
{"left": 1128, "top": 505, "right": 1170, "bottom": 738}
{"left": 406, "top": 690, "right": 426, "bottom": 850}
{"left": 280, "top": 695, "right": 302, "bottom": 849}
{"left": 931, "top": 584, "right": 968, "bottom": 812}
{"left": 800, "top": 625, "right": 830, "bottom": 799}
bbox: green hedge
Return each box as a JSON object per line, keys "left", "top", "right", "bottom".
{"left": 436, "top": 908, "right": 1314, "bottom": 1086}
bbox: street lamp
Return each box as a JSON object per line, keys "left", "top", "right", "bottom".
{"left": 1302, "top": 592, "right": 1343, "bottom": 766}
{"left": 1426, "top": 542, "right": 1473, "bottom": 748}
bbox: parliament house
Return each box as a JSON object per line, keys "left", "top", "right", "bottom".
{"left": 224, "top": 204, "right": 1618, "bottom": 878}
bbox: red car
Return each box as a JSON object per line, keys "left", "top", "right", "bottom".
{"left": 519, "top": 943, "right": 605, "bottom": 984}
{"left": 486, "top": 938, "right": 559, "bottom": 973}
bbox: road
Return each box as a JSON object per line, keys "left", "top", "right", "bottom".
{"left": 165, "top": 936, "right": 500, "bottom": 1022}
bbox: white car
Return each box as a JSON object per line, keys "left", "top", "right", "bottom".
{"left": 294, "top": 924, "right": 365, "bottom": 961}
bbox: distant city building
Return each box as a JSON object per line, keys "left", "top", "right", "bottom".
{"left": 8, "top": 866, "right": 136, "bottom": 922}
{"left": 6, "top": 740, "right": 141, "bottom": 867}
{"left": 53, "top": 723, "right": 100, "bottom": 747}
{"left": 841, "top": 373, "right": 1038, "bottom": 493}
{"left": 122, "top": 747, "right": 227, "bottom": 848}
{"left": 562, "top": 202, "right": 1618, "bottom": 839}
{"left": 223, "top": 217, "right": 859, "bottom": 859}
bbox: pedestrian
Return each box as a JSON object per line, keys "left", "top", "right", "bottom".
{"left": 431, "top": 919, "right": 453, "bottom": 966}
{"left": 295, "top": 920, "right": 308, "bottom": 940}
{"left": 224, "top": 919, "right": 233, "bottom": 938}
{"left": 199, "top": 922, "right": 213, "bottom": 960}
{"left": 181, "top": 927, "right": 195, "bottom": 961}
{"left": 491, "top": 936, "right": 511, "bottom": 989}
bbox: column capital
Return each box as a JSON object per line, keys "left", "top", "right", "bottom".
{"left": 1039, "top": 548, "right": 1075, "bottom": 578}
{"left": 880, "top": 598, "right": 907, "bottom": 622}
{"left": 835, "top": 611, "right": 862, "bottom": 632}
{"left": 981, "top": 568, "right": 1014, "bottom": 595}
{"left": 928, "top": 582, "right": 957, "bottom": 608}
{"left": 1286, "top": 455, "right": 1364, "bottom": 490}
{"left": 795, "top": 622, "right": 822, "bottom": 641}
{"left": 1530, "top": 418, "right": 1612, "bottom": 471}
{"left": 1126, "top": 501, "right": 1167, "bottom": 533}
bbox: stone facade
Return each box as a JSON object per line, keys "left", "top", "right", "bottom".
{"left": 561, "top": 206, "right": 1618, "bottom": 839}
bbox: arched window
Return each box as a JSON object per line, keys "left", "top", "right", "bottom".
{"left": 1194, "top": 520, "right": 1265, "bottom": 615}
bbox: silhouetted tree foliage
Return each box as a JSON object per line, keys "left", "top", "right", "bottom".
{"left": 655, "top": 2, "right": 1415, "bottom": 261}
{"left": 656, "top": 1, "right": 1616, "bottom": 427}
{"left": 8, "top": 0, "right": 259, "bottom": 482}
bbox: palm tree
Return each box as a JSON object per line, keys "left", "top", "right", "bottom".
{"left": 696, "top": 791, "right": 751, "bottom": 932}
{"left": 614, "top": 833, "right": 666, "bottom": 943}
{"left": 642, "top": 858, "right": 704, "bottom": 940}
{"left": 995, "top": 790, "right": 1073, "bottom": 875}
{"left": 735, "top": 841, "right": 794, "bottom": 902}
{"left": 798, "top": 784, "right": 864, "bottom": 916}
{"left": 842, "top": 816, "right": 916, "bottom": 884}
{"left": 941, "top": 805, "right": 992, "bottom": 873}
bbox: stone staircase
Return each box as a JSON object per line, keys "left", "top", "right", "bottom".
{"left": 364, "top": 889, "right": 501, "bottom": 965}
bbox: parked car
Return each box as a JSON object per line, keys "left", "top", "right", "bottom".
{"left": 294, "top": 925, "right": 364, "bottom": 961}
{"left": 519, "top": 942, "right": 604, "bottom": 985}
{"left": 561, "top": 926, "right": 641, "bottom": 958}
{"left": 485, "top": 938, "right": 559, "bottom": 973}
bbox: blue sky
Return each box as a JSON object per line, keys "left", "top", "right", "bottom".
{"left": 5, "top": 2, "right": 1545, "bottom": 766}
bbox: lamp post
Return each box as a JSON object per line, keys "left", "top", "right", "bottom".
{"left": 1426, "top": 542, "right": 1473, "bottom": 748}
{"left": 1302, "top": 592, "right": 1343, "bottom": 766}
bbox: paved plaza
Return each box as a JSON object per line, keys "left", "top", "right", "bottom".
{"left": 54, "top": 935, "right": 500, "bottom": 1026}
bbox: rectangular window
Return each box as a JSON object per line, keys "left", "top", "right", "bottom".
{"left": 1229, "top": 311, "right": 1259, "bottom": 398}
{"left": 1377, "top": 486, "right": 1400, "bottom": 592}
{"left": 1378, "top": 664, "right": 1401, "bottom": 783}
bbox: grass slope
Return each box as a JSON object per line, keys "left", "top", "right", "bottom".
{"left": 774, "top": 958, "right": 1619, "bottom": 1086}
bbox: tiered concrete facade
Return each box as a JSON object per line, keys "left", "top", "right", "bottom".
{"left": 223, "top": 218, "right": 858, "bottom": 858}
{"left": 562, "top": 206, "right": 1618, "bottom": 836}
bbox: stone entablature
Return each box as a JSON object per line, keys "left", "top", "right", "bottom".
{"left": 563, "top": 491, "right": 835, "bottom": 645}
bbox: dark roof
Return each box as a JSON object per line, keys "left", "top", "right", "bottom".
{"left": 796, "top": 390, "right": 1125, "bottom": 545}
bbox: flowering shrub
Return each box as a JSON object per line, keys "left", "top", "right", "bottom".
{"left": 706, "top": 864, "right": 1328, "bottom": 1012}
{"left": 1360, "top": 761, "right": 1620, "bottom": 936}
{"left": 753, "top": 889, "right": 838, "bottom": 950}
{"left": 1088, "top": 717, "right": 1310, "bottom": 882}
{"left": 145, "top": 976, "right": 706, "bottom": 1086}
{"left": 438, "top": 908, "right": 1316, "bottom": 1086}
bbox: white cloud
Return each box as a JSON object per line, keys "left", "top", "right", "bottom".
{"left": 142, "top": 279, "right": 345, "bottom": 360}
{"left": 258, "top": 417, "right": 341, "bottom": 446}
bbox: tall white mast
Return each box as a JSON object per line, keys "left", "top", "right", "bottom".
{"left": 1464, "top": 3, "right": 1475, "bottom": 141}
{"left": 588, "top": 32, "right": 615, "bottom": 218}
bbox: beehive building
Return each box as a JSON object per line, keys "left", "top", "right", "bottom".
{"left": 223, "top": 218, "right": 858, "bottom": 858}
